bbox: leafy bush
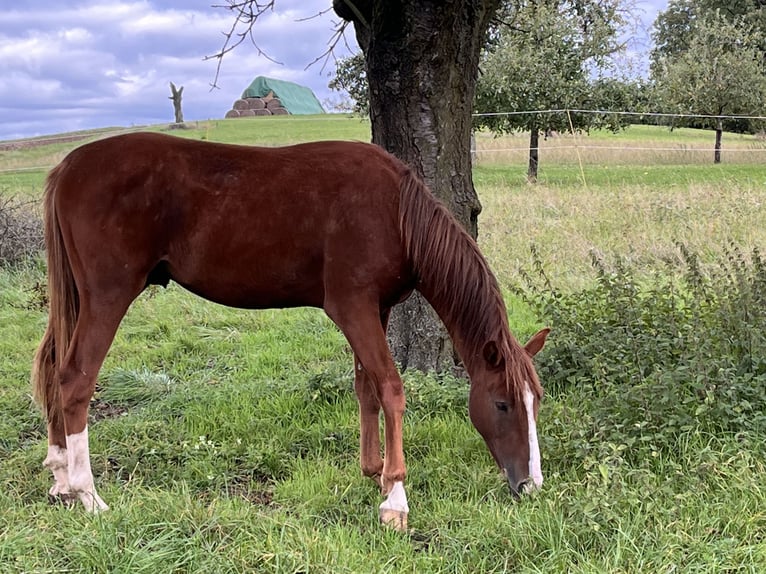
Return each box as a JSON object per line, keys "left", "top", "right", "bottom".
{"left": 515, "top": 243, "right": 766, "bottom": 455}
{"left": 0, "top": 195, "right": 43, "bottom": 266}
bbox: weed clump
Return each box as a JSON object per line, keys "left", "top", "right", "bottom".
{"left": 0, "top": 195, "right": 43, "bottom": 266}
{"left": 516, "top": 243, "right": 766, "bottom": 458}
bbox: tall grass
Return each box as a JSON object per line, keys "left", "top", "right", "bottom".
{"left": 1, "top": 117, "right": 765, "bottom": 572}
{"left": 476, "top": 162, "right": 766, "bottom": 287}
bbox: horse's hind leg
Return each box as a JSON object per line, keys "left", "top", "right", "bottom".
{"left": 353, "top": 309, "right": 390, "bottom": 486}
{"left": 57, "top": 295, "right": 134, "bottom": 512}
{"left": 354, "top": 353, "right": 384, "bottom": 484}
{"left": 43, "top": 414, "right": 71, "bottom": 503}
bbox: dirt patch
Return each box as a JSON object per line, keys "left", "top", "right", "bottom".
{"left": 89, "top": 399, "right": 129, "bottom": 422}
{"left": 227, "top": 481, "right": 275, "bottom": 507}
{"left": 0, "top": 132, "right": 103, "bottom": 152}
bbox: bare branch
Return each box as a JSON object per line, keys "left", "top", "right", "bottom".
{"left": 304, "top": 19, "right": 353, "bottom": 74}
{"left": 295, "top": 7, "right": 335, "bottom": 23}
{"left": 205, "top": 1, "right": 282, "bottom": 90}
{"left": 207, "top": 1, "right": 358, "bottom": 86}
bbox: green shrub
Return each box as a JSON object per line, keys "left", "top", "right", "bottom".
{"left": 515, "top": 243, "right": 766, "bottom": 457}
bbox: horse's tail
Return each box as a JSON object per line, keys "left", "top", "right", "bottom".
{"left": 31, "top": 163, "right": 77, "bottom": 430}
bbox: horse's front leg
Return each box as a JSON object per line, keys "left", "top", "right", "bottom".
{"left": 376, "top": 375, "right": 409, "bottom": 530}
{"left": 327, "top": 302, "right": 409, "bottom": 531}
{"left": 355, "top": 364, "right": 409, "bottom": 529}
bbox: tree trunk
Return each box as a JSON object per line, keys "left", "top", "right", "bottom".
{"left": 714, "top": 118, "right": 722, "bottom": 164}
{"left": 528, "top": 124, "right": 539, "bottom": 183}
{"left": 335, "top": 0, "right": 500, "bottom": 372}
{"left": 169, "top": 82, "right": 184, "bottom": 124}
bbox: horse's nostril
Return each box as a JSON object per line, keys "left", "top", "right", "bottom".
{"left": 507, "top": 477, "right": 527, "bottom": 499}
{"left": 515, "top": 478, "right": 540, "bottom": 496}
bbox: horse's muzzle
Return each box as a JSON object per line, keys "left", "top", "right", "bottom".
{"left": 508, "top": 477, "right": 538, "bottom": 499}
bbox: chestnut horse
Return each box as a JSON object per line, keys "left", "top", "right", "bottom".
{"left": 31, "top": 132, "right": 548, "bottom": 530}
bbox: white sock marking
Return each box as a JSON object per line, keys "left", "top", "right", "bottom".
{"left": 379, "top": 481, "right": 409, "bottom": 514}
{"left": 523, "top": 384, "right": 543, "bottom": 488}
{"left": 43, "top": 444, "right": 69, "bottom": 496}
{"left": 66, "top": 427, "right": 108, "bottom": 512}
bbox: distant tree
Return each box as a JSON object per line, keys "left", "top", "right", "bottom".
{"left": 585, "top": 76, "right": 654, "bottom": 127}
{"left": 650, "top": 0, "right": 697, "bottom": 76}
{"left": 697, "top": 0, "right": 766, "bottom": 28}
{"left": 653, "top": 12, "right": 766, "bottom": 163}
{"left": 652, "top": 0, "right": 766, "bottom": 75}
{"left": 474, "top": 0, "right": 628, "bottom": 182}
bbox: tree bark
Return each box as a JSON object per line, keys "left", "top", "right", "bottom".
{"left": 169, "top": 82, "right": 184, "bottom": 124}
{"left": 335, "top": 0, "right": 500, "bottom": 371}
{"left": 528, "top": 124, "right": 539, "bottom": 183}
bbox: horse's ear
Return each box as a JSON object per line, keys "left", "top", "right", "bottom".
{"left": 524, "top": 328, "right": 550, "bottom": 357}
{"left": 482, "top": 340, "right": 504, "bottom": 369}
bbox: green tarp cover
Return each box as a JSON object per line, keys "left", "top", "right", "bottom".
{"left": 241, "top": 76, "right": 325, "bottom": 115}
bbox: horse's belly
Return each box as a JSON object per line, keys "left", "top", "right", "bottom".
{"left": 168, "top": 254, "right": 326, "bottom": 310}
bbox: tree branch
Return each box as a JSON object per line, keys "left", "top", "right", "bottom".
{"left": 205, "top": 1, "right": 282, "bottom": 90}
{"left": 206, "top": 1, "right": 358, "bottom": 88}
{"left": 304, "top": 19, "right": 353, "bottom": 73}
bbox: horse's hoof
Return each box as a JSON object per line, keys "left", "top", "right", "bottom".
{"left": 48, "top": 492, "right": 78, "bottom": 507}
{"left": 379, "top": 508, "right": 408, "bottom": 531}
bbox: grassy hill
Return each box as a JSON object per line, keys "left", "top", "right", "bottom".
{"left": 1, "top": 116, "right": 765, "bottom": 572}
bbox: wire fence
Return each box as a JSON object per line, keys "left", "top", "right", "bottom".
{"left": 473, "top": 109, "right": 766, "bottom": 121}
{"left": 470, "top": 109, "right": 766, "bottom": 167}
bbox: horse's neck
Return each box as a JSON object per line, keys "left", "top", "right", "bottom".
{"left": 417, "top": 278, "right": 508, "bottom": 374}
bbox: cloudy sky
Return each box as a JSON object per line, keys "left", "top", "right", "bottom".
{"left": 0, "top": 1, "right": 668, "bottom": 141}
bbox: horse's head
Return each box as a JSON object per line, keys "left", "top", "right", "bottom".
{"left": 468, "top": 328, "right": 549, "bottom": 498}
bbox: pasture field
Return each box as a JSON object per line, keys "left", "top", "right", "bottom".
{"left": 1, "top": 117, "right": 765, "bottom": 572}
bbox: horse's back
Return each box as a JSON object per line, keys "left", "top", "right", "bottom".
{"left": 50, "top": 133, "right": 412, "bottom": 310}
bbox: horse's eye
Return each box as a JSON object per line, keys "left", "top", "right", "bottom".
{"left": 495, "top": 401, "right": 509, "bottom": 412}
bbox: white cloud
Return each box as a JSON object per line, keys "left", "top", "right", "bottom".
{"left": 0, "top": 0, "right": 357, "bottom": 140}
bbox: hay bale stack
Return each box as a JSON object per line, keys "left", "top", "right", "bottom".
{"left": 225, "top": 93, "right": 290, "bottom": 118}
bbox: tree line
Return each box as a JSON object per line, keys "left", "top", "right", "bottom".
{"left": 330, "top": 0, "right": 766, "bottom": 180}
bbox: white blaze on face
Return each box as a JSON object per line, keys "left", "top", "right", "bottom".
{"left": 523, "top": 383, "right": 543, "bottom": 488}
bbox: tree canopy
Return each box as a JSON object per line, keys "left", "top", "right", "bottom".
{"left": 652, "top": 4, "right": 766, "bottom": 163}
{"left": 474, "top": 0, "right": 629, "bottom": 181}
{"left": 652, "top": 0, "right": 766, "bottom": 74}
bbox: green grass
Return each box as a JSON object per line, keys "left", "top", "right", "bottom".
{"left": 2, "top": 117, "right": 766, "bottom": 572}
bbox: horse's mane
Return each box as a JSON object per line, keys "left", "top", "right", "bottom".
{"left": 398, "top": 169, "right": 542, "bottom": 403}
